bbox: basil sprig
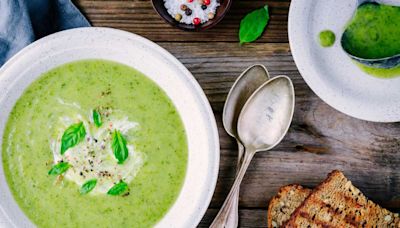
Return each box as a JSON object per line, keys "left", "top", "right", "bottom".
{"left": 61, "top": 122, "right": 86, "bottom": 155}
{"left": 107, "top": 181, "right": 128, "bottom": 196}
{"left": 80, "top": 179, "right": 97, "bottom": 195}
{"left": 239, "top": 5, "right": 270, "bottom": 44}
{"left": 111, "top": 130, "right": 129, "bottom": 164}
{"left": 48, "top": 162, "right": 70, "bottom": 175}
{"left": 93, "top": 110, "right": 102, "bottom": 127}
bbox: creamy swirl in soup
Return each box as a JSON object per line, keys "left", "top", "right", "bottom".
{"left": 2, "top": 60, "right": 188, "bottom": 227}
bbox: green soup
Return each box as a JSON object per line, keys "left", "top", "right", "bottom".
{"left": 2, "top": 60, "right": 188, "bottom": 227}
{"left": 342, "top": 3, "right": 400, "bottom": 59}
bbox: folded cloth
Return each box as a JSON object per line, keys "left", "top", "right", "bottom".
{"left": 0, "top": 0, "right": 90, "bottom": 66}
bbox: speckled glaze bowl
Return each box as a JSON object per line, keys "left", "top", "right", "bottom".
{"left": 289, "top": 0, "right": 400, "bottom": 122}
{"left": 151, "top": 0, "right": 232, "bottom": 31}
{"left": 0, "top": 27, "right": 219, "bottom": 227}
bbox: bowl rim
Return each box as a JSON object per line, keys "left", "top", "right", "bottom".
{"left": 288, "top": 0, "right": 400, "bottom": 122}
{"left": 0, "top": 27, "right": 220, "bottom": 227}
{"left": 151, "top": 0, "right": 232, "bottom": 31}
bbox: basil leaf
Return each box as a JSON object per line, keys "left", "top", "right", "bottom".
{"left": 107, "top": 181, "right": 128, "bottom": 196}
{"left": 111, "top": 130, "right": 129, "bottom": 164}
{"left": 48, "top": 162, "right": 70, "bottom": 175}
{"left": 93, "top": 109, "right": 102, "bottom": 127}
{"left": 239, "top": 5, "right": 270, "bottom": 44}
{"left": 80, "top": 179, "right": 97, "bottom": 195}
{"left": 61, "top": 122, "right": 86, "bottom": 155}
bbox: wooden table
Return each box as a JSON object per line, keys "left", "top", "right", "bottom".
{"left": 75, "top": 0, "right": 400, "bottom": 226}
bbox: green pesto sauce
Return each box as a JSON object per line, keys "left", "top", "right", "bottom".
{"left": 342, "top": 3, "right": 400, "bottom": 59}
{"left": 2, "top": 60, "right": 188, "bottom": 227}
{"left": 319, "top": 30, "right": 336, "bottom": 47}
{"left": 356, "top": 62, "right": 400, "bottom": 79}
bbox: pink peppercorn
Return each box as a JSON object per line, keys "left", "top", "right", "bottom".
{"left": 193, "top": 17, "right": 201, "bottom": 25}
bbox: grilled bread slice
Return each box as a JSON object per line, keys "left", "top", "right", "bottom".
{"left": 284, "top": 170, "right": 400, "bottom": 227}
{"left": 267, "top": 185, "right": 312, "bottom": 228}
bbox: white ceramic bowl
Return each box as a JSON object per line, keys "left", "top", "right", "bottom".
{"left": 0, "top": 27, "right": 219, "bottom": 227}
{"left": 289, "top": 0, "right": 400, "bottom": 122}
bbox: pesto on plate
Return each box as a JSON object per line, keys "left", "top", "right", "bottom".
{"left": 342, "top": 2, "right": 400, "bottom": 59}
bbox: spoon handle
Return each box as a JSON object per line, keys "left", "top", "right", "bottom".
{"left": 210, "top": 149, "right": 255, "bottom": 228}
{"left": 225, "top": 141, "right": 245, "bottom": 228}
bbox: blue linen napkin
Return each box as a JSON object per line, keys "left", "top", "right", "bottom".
{"left": 0, "top": 0, "right": 90, "bottom": 66}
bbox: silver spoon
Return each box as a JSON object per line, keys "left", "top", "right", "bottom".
{"left": 211, "top": 76, "right": 295, "bottom": 228}
{"left": 221, "top": 64, "right": 270, "bottom": 227}
{"left": 341, "top": 0, "right": 400, "bottom": 69}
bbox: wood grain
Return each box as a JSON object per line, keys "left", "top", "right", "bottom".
{"left": 75, "top": 0, "right": 289, "bottom": 42}
{"left": 160, "top": 42, "right": 400, "bottom": 225}
{"left": 199, "top": 209, "right": 268, "bottom": 227}
{"left": 73, "top": 0, "right": 400, "bottom": 227}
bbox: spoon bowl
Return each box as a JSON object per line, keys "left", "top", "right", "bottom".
{"left": 238, "top": 75, "right": 295, "bottom": 151}
{"left": 341, "top": 52, "right": 400, "bottom": 69}
{"left": 210, "top": 76, "right": 295, "bottom": 227}
{"left": 223, "top": 64, "right": 270, "bottom": 138}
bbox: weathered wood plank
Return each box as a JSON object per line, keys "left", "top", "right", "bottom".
{"left": 70, "top": 0, "right": 400, "bottom": 223}
{"left": 199, "top": 209, "right": 268, "bottom": 227}
{"left": 157, "top": 43, "right": 400, "bottom": 213}
{"left": 158, "top": 42, "right": 315, "bottom": 111}
{"left": 74, "top": 0, "right": 289, "bottom": 42}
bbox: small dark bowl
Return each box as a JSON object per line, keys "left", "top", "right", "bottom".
{"left": 151, "top": 0, "right": 232, "bottom": 31}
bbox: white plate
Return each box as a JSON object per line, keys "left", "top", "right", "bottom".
{"left": 289, "top": 0, "right": 400, "bottom": 122}
{"left": 0, "top": 27, "right": 219, "bottom": 227}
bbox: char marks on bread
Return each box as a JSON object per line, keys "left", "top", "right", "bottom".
{"left": 267, "top": 184, "right": 311, "bottom": 228}
{"left": 283, "top": 170, "right": 400, "bottom": 228}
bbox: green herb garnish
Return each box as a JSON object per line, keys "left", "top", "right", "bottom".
{"left": 80, "top": 179, "right": 97, "bottom": 195}
{"left": 107, "top": 181, "right": 128, "bottom": 196}
{"left": 111, "top": 130, "right": 129, "bottom": 164}
{"left": 48, "top": 162, "right": 70, "bottom": 175}
{"left": 61, "top": 122, "right": 86, "bottom": 155}
{"left": 239, "top": 5, "right": 270, "bottom": 44}
{"left": 93, "top": 109, "right": 102, "bottom": 127}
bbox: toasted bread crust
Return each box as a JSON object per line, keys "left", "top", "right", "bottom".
{"left": 283, "top": 170, "right": 400, "bottom": 228}
{"left": 267, "top": 184, "right": 312, "bottom": 228}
